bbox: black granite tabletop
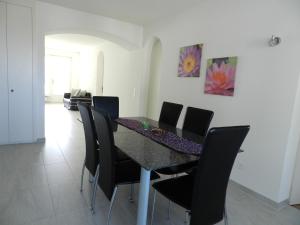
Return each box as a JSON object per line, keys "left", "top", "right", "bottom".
{"left": 113, "top": 117, "right": 203, "bottom": 171}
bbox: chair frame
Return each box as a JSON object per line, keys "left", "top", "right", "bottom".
{"left": 150, "top": 190, "right": 228, "bottom": 225}
{"left": 78, "top": 103, "right": 101, "bottom": 212}
{"left": 91, "top": 109, "right": 150, "bottom": 223}
{"left": 150, "top": 125, "right": 250, "bottom": 225}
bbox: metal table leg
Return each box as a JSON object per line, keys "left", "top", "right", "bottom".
{"left": 137, "top": 168, "right": 151, "bottom": 225}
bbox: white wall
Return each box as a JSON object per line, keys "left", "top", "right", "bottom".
{"left": 146, "top": 39, "right": 162, "bottom": 119}
{"left": 143, "top": 0, "right": 300, "bottom": 203}
{"left": 99, "top": 41, "right": 144, "bottom": 117}
{"left": 290, "top": 141, "right": 300, "bottom": 204}
{"left": 35, "top": 1, "right": 143, "bottom": 140}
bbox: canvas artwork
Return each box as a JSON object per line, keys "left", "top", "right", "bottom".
{"left": 178, "top": 44, "right": 203, "bottom": 77}
{"left": 204, "top": 57, "right": 238, "bottom": 96}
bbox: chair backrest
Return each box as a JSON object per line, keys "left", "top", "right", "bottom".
{"left": 158, "top": 101, "right": 183, "bottom": 127}
{"left": 190, "top": 126, "right": 250, "bottom": 225}
{"left": 77, "top": 103, "right": 99, "bottom": 176}
{"left": 182, "top": 107, "right": 214, "bottom": 136}
{"left": 93, "top": 96, "right": 119, "bottom": 120}
{"left": 92, "top": 109, "right": 116, "bottom": 200}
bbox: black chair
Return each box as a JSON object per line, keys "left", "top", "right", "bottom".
{"left": 156, "top": 107, "right": 214, "bottom": 176}
{"left": 150, "top": 125, "right": 250, "bottom": 225}
{"left": 159, "top": 101, "right": 183, "bottom": 127}
{"left": 183, "top": 107, "right": 214, "bottom": 136}
{"left": 77, "top": 103, "right": 99, "bottom": 193}
{"left": 92, "top": 109, "right": 160, "bottom": 223}
{"left": 78, "top": 103, "right": 130, "bottom": 211}
{"left": 93, "top": 96, "right": 119, "bottom": 120}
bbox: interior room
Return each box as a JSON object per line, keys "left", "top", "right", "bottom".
{"left": 45, "top": 34, "right": 105, "bottom": 103}
{"left": 0, "top": 0, "right": 300, "bottom": 225}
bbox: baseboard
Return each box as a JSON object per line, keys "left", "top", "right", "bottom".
{"left": 36, "top": 137, "right": 46, "bottom": 143}
{"left": 229, "top": 180, "right": 289, "bottom": 211}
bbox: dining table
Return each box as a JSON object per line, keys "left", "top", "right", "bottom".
{"left": 112, "top": 117, "right": 205, "bottom": 225}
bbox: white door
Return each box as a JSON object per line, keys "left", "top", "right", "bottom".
{"left": 7, "top": 4, "right": 33, "bottom": 143}
{"left": 0, "top": 2, "right": 9, "bottom": 145}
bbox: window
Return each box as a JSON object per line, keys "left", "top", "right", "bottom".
{"left": 45, "top": 54, "right": 72, "bottom": 96}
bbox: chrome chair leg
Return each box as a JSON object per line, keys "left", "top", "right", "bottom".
{"left": 184, "top": 211, "right": 190, "bottom": 225}
{"left": 150, "top": 190, "right": 157, "bottom": 225}
{"left": 224, "top": 206, "right": 228, "bottom": 225}
{"left": 91, "top": 164, "right": 100, "bottom": 213}
{"left": 89, "top": 173, "right": 94, "bottom": 183}
{"left": 129, "top": 184, "right": 134, "bottom": 203}
{"left": 107, "top": 186, "right": 118, "bottom": 225}
{"left": 167, "top": 200, "right": 171, "bottom": 220}
{"left": 167, "top": 174, "right": 176, "bottom": 220}
{"left": 80, "top": 158, "right": 86, "bottom": 192}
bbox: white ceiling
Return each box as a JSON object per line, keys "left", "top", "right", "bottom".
{"left": 38, "top": 0, "right": 200, "bottom": 25}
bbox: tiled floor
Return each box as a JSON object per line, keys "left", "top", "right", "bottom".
{"left": 0, "top": 103, "right": 300, "bottom": 225}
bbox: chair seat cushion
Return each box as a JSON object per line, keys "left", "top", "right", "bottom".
{"left": 116, "top": 160, "right": 160, "bottom": 185}
{"left": 155, "top": 161, "right": 198, "bottom": 175}
{"left": 152, "top": 174, "right": 194, "bottom": 210}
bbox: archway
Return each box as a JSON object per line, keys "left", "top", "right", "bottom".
{"left": 43, "top": 32, "right": 144, "bottom": 139}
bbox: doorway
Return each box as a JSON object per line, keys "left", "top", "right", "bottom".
{"left": 44, "top": 33, "right": 105, "bottom": 140}
{"left": 44, "top": 34, "right": 105, "bottom": 104}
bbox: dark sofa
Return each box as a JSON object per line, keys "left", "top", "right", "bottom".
{"left": 63, "top": 92, "right": 92, "bottom": 110}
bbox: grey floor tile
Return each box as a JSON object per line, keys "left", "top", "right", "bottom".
{"left": 55, "top": 207, "right": 95, "bottom": 225}
{"left": 275, "top": 206, "right": 300, "bottom": 225}
{"left": 14, "top": 164, "right": 49, "bottom": 190}
{"left": 48, "top": 179, "right": 88, "bottom": 215}
{"left": 0, "top": 185, "right": 54, "bottom": 225}
{"left": 25, "top": 216, "right": 57, "bottom": 225}
{"left": 41, "top": 142, "right": 66, "bottom": 165}
{"left": 45, "top": 162, "right": 74, "bottom": 186}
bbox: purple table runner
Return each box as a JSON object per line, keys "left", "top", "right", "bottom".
{"left": 115, "top": 118, "right": 203, "bottom": 156}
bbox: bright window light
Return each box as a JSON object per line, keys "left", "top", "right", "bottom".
{"left": 45, "top": 55, "right": 72, "bottom": 96}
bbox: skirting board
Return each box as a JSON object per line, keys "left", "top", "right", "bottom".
{"left": 229, "top": 180, "right": 289, "bottom": 211}
{"left": 36, "top": 137, "right": 46, "bottom": 143}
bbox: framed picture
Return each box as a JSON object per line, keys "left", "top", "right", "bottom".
{"left": 204, "top": 57, "right": 238, "bottom": 96}
{"left": 178, "top": 44, "right": 203, "bottom": 77}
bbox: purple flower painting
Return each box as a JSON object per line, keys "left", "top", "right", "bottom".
{"left": 178, "top": 44, "right": 203, "bottom": 77}
{"left": 204, "top": 57, "right": 238, "bottom": 96}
